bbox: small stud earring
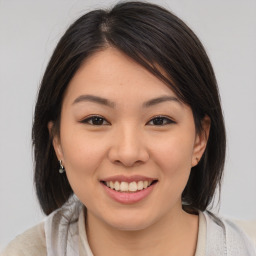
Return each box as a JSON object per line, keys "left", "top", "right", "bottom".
{"left": 59, "top": 160, "right": 65, "bottom": 174}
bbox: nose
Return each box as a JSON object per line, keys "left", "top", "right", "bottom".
{"left": 108, "top": 124, "right": 149, "bottom": 167}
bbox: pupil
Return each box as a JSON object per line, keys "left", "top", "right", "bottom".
{"left": 92, "top": 117, "right": 103, "bottom": 125}
{"left": 154, "top": 118, "right": 163, "bottom": 125}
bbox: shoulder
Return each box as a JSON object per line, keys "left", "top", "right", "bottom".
{"left": 0, "top": 222, "right": 46, "bottom": 256}
{"left": 203, "top": 211, "right": 256, "bottom": 255}
{"left": 233, "top": 219, "right": 256, "bottom": 247}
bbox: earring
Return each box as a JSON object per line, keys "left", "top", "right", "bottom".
{"left": 59, "top": 160, "right": 65, "bottom": 174}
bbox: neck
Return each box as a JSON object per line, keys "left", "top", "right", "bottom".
{"left": 85, "top": 207, "right": 199, "bottom": 256}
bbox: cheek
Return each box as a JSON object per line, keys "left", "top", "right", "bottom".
{"left": 62, "top": 139, "right": 98, "bottom": 172}
{"left": 151, "top": 136, "right": 194, "bottom": 205}
{"left": 60, "top": 122, "right": 106, "bottom": 169}
{"left": 150, "top": 132, "right": 195, "bottom": 200}
{"left": 151, "top": 133, "right": 195, "bottom": 173}
{"left": 60, "top": 134, "right": 106, "bottom": 205}
{"left": 59, "top": 127, "right": 108, "bottom": 194}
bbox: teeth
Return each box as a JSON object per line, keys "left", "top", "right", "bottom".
{"left": 105, "top": 180, "right": 154, "bottom": 192}
{"left": 137, "top": 181, "right": 144, "bottom": 190}
{"left": 120, "top": 181, "right": 129, "bottom": 192}
{"left": 114, "top": 181, "right": 120, "bottom": 191}
{"left": 110, "top": 181, "right": 114, "bottom": 189}
{"left": 143, "top": 181, "right": 149, "bottom": 189}
{"left": 129, "top": 181, "right": 137, "bottom": 192}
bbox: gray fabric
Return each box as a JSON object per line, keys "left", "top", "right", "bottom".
{"left": 45, "top": 196, "right": 82, "bottom": 256}
{"left": 204, "top": 211, "right": 256, "bottom": 255}
{"left": 44, "top": 196, "right": 256, "bottom": 255}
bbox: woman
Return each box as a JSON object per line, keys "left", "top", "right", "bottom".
{"left": 2, "top": 1, "right": 255, "bottom": 255}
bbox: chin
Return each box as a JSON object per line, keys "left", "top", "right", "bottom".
{"left": 110, "top": 221, "right": 152, "bottom": 231}
{"left": 103, "top": 212, "right": 156, "bottom": 232}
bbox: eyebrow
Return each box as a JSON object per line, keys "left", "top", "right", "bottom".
{"left": 72, "top": 94, "right": 116, "bottom": 108}
{"left": 142, "top": 95, "right": 181, "bottom": 107}
{"left": 72, "top": 94, "right": 181, "bottom": 108}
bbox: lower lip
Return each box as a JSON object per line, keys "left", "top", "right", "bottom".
{"left": 101, "top": 182, "right": 156, "bottom": 204}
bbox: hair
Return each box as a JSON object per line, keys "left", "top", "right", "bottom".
{"left": 32, "top": 1, "right": 226, "bottom": 215}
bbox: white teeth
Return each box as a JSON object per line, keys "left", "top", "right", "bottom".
{"left": 129, "top": 181, "right": 137, "bottom": 192}
{"left": 114, "top": 181, "right": 120, "bottom": 191}
{"left": 105, "top": 180, "right": 154, "bottom": 192}
{"left": 137, "top": 181, "right": 144, "bottom": 190}
{"left": 120, "top": 181, "right": 129, "bottom": 192}
{"left": 143, "top": 181, "right": 149, "bottom": 189}
{"left": 110, "top": 181, "right": 114, "bottom": 189}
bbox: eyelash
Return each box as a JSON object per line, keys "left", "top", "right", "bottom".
{"left": 80, "top": 115, "right": 175, "bottom": 126}
{"left": 147, "top": 116, "right": 175, "bottom": 126}
{"left": 80, "top": 115, "right": 110, "bottom": 126}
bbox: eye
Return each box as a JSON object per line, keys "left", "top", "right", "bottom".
{"left": 80, "top": 115, "right": 110, "bottom": 125}
{"left": 147, "top": 116, "right": 175, "bottom": 126}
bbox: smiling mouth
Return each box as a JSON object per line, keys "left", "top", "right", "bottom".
{"left": 101, "top": 180, "right": 158, "bottom": 193}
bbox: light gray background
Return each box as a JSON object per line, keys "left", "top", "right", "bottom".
{"left": 0, "top": 0, "right": 256, "bottom": 250}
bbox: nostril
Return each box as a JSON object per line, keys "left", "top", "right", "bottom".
{"left": 113, "top": 159, "right": 143, "bottom": 168}
{"left": 108, "top": 142, "right": 149, "bottom": 167}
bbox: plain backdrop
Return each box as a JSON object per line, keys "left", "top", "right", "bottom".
{"left": 0, "top": 0, "right": 256, "bottom": 250}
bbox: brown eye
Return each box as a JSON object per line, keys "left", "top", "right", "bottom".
{"left": 81, "top": 115, "right": 110, "bottom": 125}
{"left": 147, "top": 116, "right": 175, "bottom": 126}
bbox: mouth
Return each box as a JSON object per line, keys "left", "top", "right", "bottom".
{"left": 100, "top": 176, "right": 158, "bottom": 204}
{"left": 100, "top": 180, "right": 158, "bottom": 193}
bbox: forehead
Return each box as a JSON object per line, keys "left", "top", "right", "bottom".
{"left": 63, "top": 47, "right": 178, "bottom": 105}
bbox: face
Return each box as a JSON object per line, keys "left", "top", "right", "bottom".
{"left": 51, "top": 47, "right": 208, "bottom": 231}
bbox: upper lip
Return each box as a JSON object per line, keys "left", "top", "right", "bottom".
{"left": 100, "top": 175, "right": 157, "bottom": 183}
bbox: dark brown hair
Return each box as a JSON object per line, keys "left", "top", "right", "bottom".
{"left": 32, "top": 1, "right": 226, "bottom": 215}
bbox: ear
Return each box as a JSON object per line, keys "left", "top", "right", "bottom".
{"left": 48, "top": 121, "right": 64, "bottom": 162}
{"left": 191, "top": 116, "right": 211, "bottom": 167}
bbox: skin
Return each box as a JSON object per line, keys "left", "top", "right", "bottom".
{"left": 50, "top": 47, "right": 210, "bottom": 256}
